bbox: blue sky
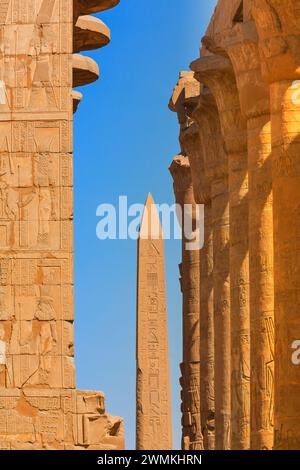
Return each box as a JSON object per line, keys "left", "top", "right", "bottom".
{"left": 74, "top": 0, "right": 217, "bottom": 450}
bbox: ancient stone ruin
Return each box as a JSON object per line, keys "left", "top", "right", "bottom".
{"left": 3, "top": 0, "right": 300, "bottom": 453}
{"left": 170, "top": 0, "right": 300, "bottom": 451}
{"left": 0, "top": 0, "right": 124, "bottom": 450}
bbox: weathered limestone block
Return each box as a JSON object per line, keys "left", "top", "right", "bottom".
{"left": 0, "top": 0, "right": 123, "bottom": 450}
{"left": 169, "top": 155, "right": 203, "bottom": 450}
{"left": 136, "top": 194, "right": 172, "bottom": 450}
{"left": 250, "top": 1, "right": 300, "bottom": 449}
{"left": 203, "top": 17, "right": 275, "bottom": 450}
{"left": 191, "top": 53, "right": 250, "bottom": 450}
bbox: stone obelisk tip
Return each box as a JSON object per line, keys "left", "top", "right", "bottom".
{"left": 145, "top": 192, "right": 154, "bottom": 206}
{"left": 139, "top": 193, "right": 163, "bottom": 240}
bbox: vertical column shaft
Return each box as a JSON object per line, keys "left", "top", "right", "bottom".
{"left": 250, "top": 0, "right": 300, "bottom": 449}
{"left": 206, "top": 25, "right": 275, "bottom": 448}
{"left": 211, "top": 175, "right": 231, "bottom": 450}
{"left": 191, "top": 55, "right": 251, "bottom": 449}
{"left": 248, "top": 115, "right": 274, "bottom": 449}
{"left": 200, "top": 201, "right": 215, "bottom": 449}
{"left": 228, "top": 148, "right": 250, "bottom": 449}
{"left": 179, "top": 127, "right": 215, "bottom": 450}
{"left": 193, "top": 98, "right": 231, "bottom": 450}
{"left": 271, "top": 81, "right": 300, "bottom": 449}
{"left": 170, "top": 156, "right": 203, "bottom": 450}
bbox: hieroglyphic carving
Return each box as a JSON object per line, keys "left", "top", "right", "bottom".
{"left": 168, "top": 0, "right": 300, "bottom": 452}
{"left": 136, "top": 193, "right": 172, "bottom": 450}
{"left": 0, "top": 0, "right": 124, "bottom": 450}
{"left": 191, "top": 53, "right": 250, "bottom": 450}
{"left": 249, "top": 1, "right": 300, "bottom": 449}
{"left": 169, "top": 155, "right": 203, "bottom": 450}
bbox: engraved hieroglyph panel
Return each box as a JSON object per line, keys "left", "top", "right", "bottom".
{"left": 0, "top": 1, "right": 73, "bottom": 117}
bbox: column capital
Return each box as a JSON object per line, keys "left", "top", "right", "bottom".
{"left": 74, "top": 15, "right": 111, "bottom": 53}
{"left": 74, "top": 0, "right": 120, "bottom": 18}
{"left": 179, "top": 121, "right": 201, "bottom": 155}
{"left": 72, "top": 90, "right": 83, "bottom": 113}
{"left": 192, "top": 91, "right": 228, "bottom": 183}
{"left": 202, "top": 20, "right": 270, "bottom": 119}
{"left": 179, "top": 123, "right": 210, "bottom": 202}
{"left": 190, "top": 54, "right": 247, "bottom": 154}
{"left": 251, "top": 0, "right": 300, "bottom": 83}
{"left": 169, "top": 71, "right": 201, "bottom": 129}
{"left": 169, "top": 74, "right": 211, "bottom": 204}
{"left": 169, "top": 155, "right": 193, "bottom": 199}
{"left": 73, "top": 53, "right": 100, "bottom": 87}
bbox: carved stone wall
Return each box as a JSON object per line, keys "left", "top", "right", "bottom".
{"left": 0, "top": 0, "right": 124, "bottom": 450}
{"left": 170, "top": 0, "right": 300, "bottom": 451}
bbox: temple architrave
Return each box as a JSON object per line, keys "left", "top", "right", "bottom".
{"left": 170, "top": 0, "right": 300, "bottom": 450}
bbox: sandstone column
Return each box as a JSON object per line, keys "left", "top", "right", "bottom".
{"left": 192, "top": 91, "right": 231, "bottom": 451}
{"left": 136, "top": 193, "right": 172, "bottom": 450}
{"left": 170, "top": 76, "right": 215, "bottom": 450}
{"left": 0, "top": 0, "right": 123, "bottom": 450}
{"left": 251, "top": 0, "right": 300, "bottom": 449}
{"left": 178, "top": 87, "right": 230, "bottom": 450}
{"left": 170, "top": 156, "right": 203, "bottom": 450}
{"left": 170, "top": 73, "right": 231, "bottom": 450}
{"left": 180, "top": 127, "right": 215, "bottom": 451}
{"left": 203, "top": 20, "right": 275, "bottom": 450}
{"left": 191, "top": 54, "right": 250, "bottom": 450}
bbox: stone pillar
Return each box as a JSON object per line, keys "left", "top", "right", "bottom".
{"left": 169, "top": 75, "right": 215, "bottom": 450}
{"left": 191, "top": 92, "right": 231, "bottom": 451}
{"left": 0, "top": 0, "right": 123, "bottom": 450}
{"left": 191, "top": 54, "right": 250, "bottom": 450}
{"left": 251, "top": 0, "right": 300, "bottom": 449}
{"left": 179, "top": 124, "right": 215, "bottom": 451}
{"left": 203, "top": 20, "right": 274, "bottom": 450}
{"left": 169, "top": 156, "right": 203, "bottom": 450}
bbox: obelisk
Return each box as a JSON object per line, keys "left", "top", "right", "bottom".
{"left": 136, "top": 193, "right": 172, "bottom": 450}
